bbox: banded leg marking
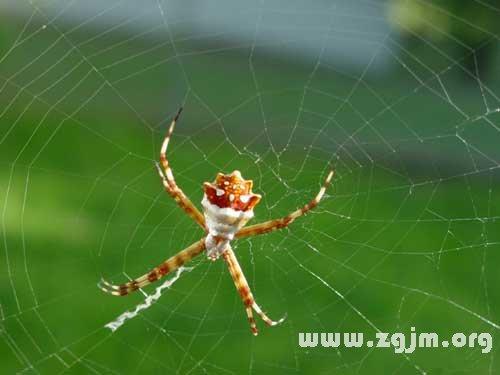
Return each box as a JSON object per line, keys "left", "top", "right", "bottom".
{"left": 99, "top": 238, "right": 206, "bottom": 296}
{"left": 236, "top": 169, "right": 334, "bottom": 238}
{"left": 158, "top": 107, "right": 206, "bottom": 230}
{"left": 222, "top": 247, "right": 284, "bottom": 335}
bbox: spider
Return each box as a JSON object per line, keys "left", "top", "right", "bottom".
{"left": 99, "top": 108, "right": 334, "bottom": 335}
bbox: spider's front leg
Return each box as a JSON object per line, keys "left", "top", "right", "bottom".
{"left": 222, "top": 247, "right": 285, "bottom": 335}
{"left": 236, "top": 170, "right": 334, "bottom": 238}
{"left": 157, "top": 107, "right": 206, "bottom": 230}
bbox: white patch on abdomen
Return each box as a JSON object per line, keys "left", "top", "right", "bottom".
{"left": 202, "top": 195, "right": 253, "bottom": 238}
{"left": 201, "top": 195, "right": 254, "bottom": 258}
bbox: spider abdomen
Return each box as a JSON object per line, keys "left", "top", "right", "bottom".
{"left": 201, "top": 170, "right": 262, "bottom": 259}
{"left": 202, "top": 195, "right": 254, "bottom": 259}
{"left": 202, "top": 195, "right": 254, "bottom": 237}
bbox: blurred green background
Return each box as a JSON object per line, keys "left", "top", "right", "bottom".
{"left": 1, "top": 1, "right": 500, "bottom": 374}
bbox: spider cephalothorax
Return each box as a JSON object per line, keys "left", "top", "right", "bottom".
{"left": 100, "top": 107, "right": 334, "bottom": 335}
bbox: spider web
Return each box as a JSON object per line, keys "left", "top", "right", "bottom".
{"left": 1, "top": 0, "right": 500, "bottom": 373}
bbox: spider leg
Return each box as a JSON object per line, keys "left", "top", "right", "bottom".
{"left": 222, "top": 247, "right": 285, "bottom": 335}
{"left": 99, "top": 238, "right": 206, "bottom": 296}
{"left": 158, "top": 107, "right": 206, "bottom": 230}
{"left": 236, "top": 169, "right": 334, "bottom": 238}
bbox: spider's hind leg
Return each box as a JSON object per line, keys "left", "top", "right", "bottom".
{"left": 222, "top": 247, "right": 285, "bottom": 335}
{"left": 245, "top": 306, "right": 258, "bottom": 336}
{"left": 252, "top": 301, "right": 286, "bottom": 327}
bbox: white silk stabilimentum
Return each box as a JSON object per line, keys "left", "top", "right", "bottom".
{"left": 104, "top": 266, "right": 193, "bottom": 332}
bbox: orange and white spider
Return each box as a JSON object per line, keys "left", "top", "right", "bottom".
{"left": 99, "top": 108, "right": 334, "bottom": 335}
